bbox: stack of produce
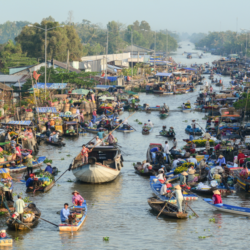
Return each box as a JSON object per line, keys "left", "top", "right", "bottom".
{"left": 174, "top": 162, "right": 194, "bottom": 174}
{"left": 186, "top": 139, "right": 215, "bottom": 147}
{"left": 36, "top": 172, "right": 54, "bottom": 187}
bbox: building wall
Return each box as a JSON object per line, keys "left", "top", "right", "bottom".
{"left": 81, "top": 53, "right": 131, "bottom": 63}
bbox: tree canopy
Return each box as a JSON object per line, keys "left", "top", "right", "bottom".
{"left": 15, "top": 20, "right": 83, "bottom": 61}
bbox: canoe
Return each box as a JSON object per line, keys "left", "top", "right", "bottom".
{"left": 6, "top": 203, "right": 41, "bottom": 230}
{"left": 150, "top": 177, "right": 198, "bottom": 202}
{"left": 26, "top": 180, "right": 55, "bottom": 193}
{"left": 59, "top": 202, "right": 87, "bottom": 232}
{"left": 8, "top": 156, "right": 46, "bottom": 174}
{"left": 134, "top": 164, "right": 157, "bottom": 176}
{"left": 204, "top": 198, "right": 250, "bottom": 216}
{"left": 148, "top": 197, "right": 188, "bottom": 219}
{"left": 159, "top": 113, "right": 168, "bottom": 119}
{"left": 116, "top": 128, "right": 135, "bottom": 133}
{"left": 84, "top": 127, "right": 108, "bottom": 134}
{"left": 191, "top": 186, "right": 236, "bottom": 195}
{"left": 142, "top": 125, "right": 153, "bottom": 134}
{"left": 45, "top": 139, "right": 65, "bottom": 147}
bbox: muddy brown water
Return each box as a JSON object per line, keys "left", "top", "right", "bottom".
{"left": 4, "top": 41, "right": 250, "bottom": 250}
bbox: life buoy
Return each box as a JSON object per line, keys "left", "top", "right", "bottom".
{"left": 88, "top": 157, "right": 97, "bottom": 164}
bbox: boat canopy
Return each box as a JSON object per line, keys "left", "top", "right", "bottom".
{"left": 65, "top": 121, "right": 78, "bottom": 125}
{"left": 59, "top": 113, "right": 78, "bottom": 118}
{"left": 36, "top": 107, "right": 57, "bottom": 113}
{"left": 71, "top": 89, "right": 90, "bottom": 95}
{"left": 4, "top": 121, "right": 33, "bottom": 126}
{"left": 155, "top": 72, "right": 172, "bottom": 77}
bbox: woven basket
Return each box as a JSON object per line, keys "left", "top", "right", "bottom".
{"left": 23, "top": 214, "right": 34, "bottom": 223}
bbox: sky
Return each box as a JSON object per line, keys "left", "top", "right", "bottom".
{"left": 1, "top": 0, "right": 250, "bottom": 34}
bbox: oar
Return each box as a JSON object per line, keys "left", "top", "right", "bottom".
{"left": 35, "top": 216, "right": 58, "bottom": 227}
{"left": 54, "top": 163, "right": 72, "bottom": 184}
{"left": 128, "top": 124, "right": 137, "bottom": 131}
{"left": 156, "top": 194, "right": 173, "bottom": 219}
{"left": 185, "top": 202, "right": 199, "bottom": 218}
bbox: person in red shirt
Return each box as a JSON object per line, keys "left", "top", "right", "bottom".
{"left": 212, "top": 190, "right": 223, "bottom": 204}
{"left": 238, "top": 150, "right": 246, "bottom": 166}
{"left": 81, "top": 145, "right": 92, "bottom": 164}
{"left": 214, "top": 142, "right": 221, "bottom": 152}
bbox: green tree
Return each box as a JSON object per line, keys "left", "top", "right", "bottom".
{"left": 15, "top": 20, "right": 83, "bottom": 61}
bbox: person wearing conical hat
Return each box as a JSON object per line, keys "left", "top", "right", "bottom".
{"left": 172, "top": 185, "right": 184, "bottom": 213}
{"left": 180, "top": 171, "right": 188, "bottom": 186}
{"left": 216, "top": 154, "right": 226, "bottom": 166}
{"left": 188, "top": 169, "right": 196, "bottom": 183}
{"left": 212, "top": 190, "right": 223, "bottom": 205}
{"left": 72, "top": 190, "right": 84, "bottom": 206}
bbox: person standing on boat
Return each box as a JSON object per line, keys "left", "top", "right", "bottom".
{"left": 26, "top": 154, "right": 34, "bottom": 175}
{"left": 107, "top": 133, "right": 116, "bottom": 145}
{"left": 240, "top": 165, "right": 249, "bottom": 179}
{"left": 216, "top": 155, "right": 226, "bottom": 166}
{"left": 14, "top": 195, "right": 26, "bottom": 222}
{"left": 172, "top": 185, "right": 184, "bottom": 213}
{"left": 81, "top": 145, "right": 92, "bottom": 164}
{"left": 92, "top": 109, "right": 97, "bottom": 123}
{"left": 44, "top": 163, "right": 53, "bottom": 174}
{"left": 212, "top": 190, "right": 222, "bottom": 204}
{"left": 189, "top": 133, "right": 194, "bottom": 141}
{"left": 164, "top": 141, "right": 170, "bottom": 154}
{"left": 97, "top": 129, "right": 104, "bottom": 139}
{"left": 60, "top": 203, "right": 70, "bottom": 224}
{"left": 180, "top": 171, "right": 188, "bottom": 187}
{"left": 72, "top": 191, "right": 84, "bottom": 206}
{"left": 205, "top": 139, "right": 210, "bottom": 155}
{"left": 156, "top": 169, "right": 165, "bottom": 183}
{"left": 171, "top": 138, "right": 178, "bottom": 151}
{"left": 148, "top": 120, "right": 153, "bottom": 127}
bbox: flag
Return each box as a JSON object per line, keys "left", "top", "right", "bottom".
{"left": 33, "top": 71, "right": 41, "bottom": 81}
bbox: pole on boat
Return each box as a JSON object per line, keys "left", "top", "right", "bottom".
{"left": 53, "top": 163, "right": 72, "bottom": 184}
{"left": 35, "top": 216, "right": 58, "bottom": 227}
{"left": 185, "top": 202, "right": 199, "bottom": 218}
{"left": 156, "top": 194, "right": 173, "bottom": 219}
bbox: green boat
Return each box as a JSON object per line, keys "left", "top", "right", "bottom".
{"left": 159, "top": 113, "right": 168, "bottom": 119}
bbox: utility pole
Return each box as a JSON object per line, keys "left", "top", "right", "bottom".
{"left": 67, "top": 49, "right": 69, "bottom": 72}
{"left": 131, "top": 31, "right": 133, "bottom": 82}
{"left": 154, "top": 31, "right": 156, "bottom": 72}
{"left": 45, "top": 24, "right": 47, "bottom": 100}
{"left": 166, "top": 29, "right": 168, "bottom": 71}
{"left": 105, "top": 29, "right": 108, "bottom": 85}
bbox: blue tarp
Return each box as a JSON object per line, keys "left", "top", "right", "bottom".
{"left": 6, "top": 121, "right": 32, "bottom": 126}
{"left": 107, "top": 77, "right": 118, "bottom": 82}
{"left": 34, "top": 83, "right": 67, "bottom": 89}
{"left": 0, "top": 169, "right": 8, "bottom": 174}
{"left": 36, "top": 107, "right": 57, "bottom": 113}
{"left": 155, "top": 72, "right": 172, "bottom": 77}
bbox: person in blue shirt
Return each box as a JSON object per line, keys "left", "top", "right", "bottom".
{"left": 97, "top": 129, "right": 104, "bottom": 139}
{"left": 44, "top": 163, "right": 53, "bottom": 174}
{"left": 60, "top": 203, "right": 70, "bottom": 223}
{"left": 189, "top": 133, "right": 194, "bottom": 141}
{"left": 150, "top": 147, "right": 160, "bottom": 153}
{"left": 26, "top": 175, "right": 34, "bottom": 188}
{"left": 216, "top": 155, "right": 226, "bottom": 166}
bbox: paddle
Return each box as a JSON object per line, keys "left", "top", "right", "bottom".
{"left": 185, "top": 202, "right": 199, "bottom": 218}
{"left": 128, "top": 124, "right": 137, "bottom": 131}
{"left": 35, "top": 216, "right": 58, "bottom": 227}
{"left": 156, "top": 194, "right": 173, "bottom": 219}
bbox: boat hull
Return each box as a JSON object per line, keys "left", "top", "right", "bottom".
{"left": 72, "top": 162, "right": 121, "bottom": 183}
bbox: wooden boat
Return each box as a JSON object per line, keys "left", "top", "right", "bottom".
{"left": 204, "top": 198, "right": 250, "bottom": 216}
{"left": 6, "top": 203, "right": 41, "bottom": 230}
{"left": 26, "top": 180, "right": 55, "bottom": 193}
{"left": 182, "top": 108, "right": 191, "bottom": 113}
{"left": 235, "top": 172, "right": 250, "bottom": 193}
{"left": 148, "top": 197, "right": 188, "bottom": 219}
{"left": 134, "top": 163, "right": 157, "bottom": 176}
{"left": 71, "top": 145, "right": 123, "bottom": 183}
{"left": 216, "top": 82, "right": 223, "bottom": 87}
{"left": 84, "top": 127, "right": 108, "bottom": 134}
{"left": 146, "top": 109, "right": 151, "bottom": 114}
{"left": 45, "top": 139, "right": 65, "bottom": 147}
{"left": 116, "top": 126, "right": 135, "bottom": 133}
{"left": 159, "top": 113, "right": 168, "bottom": 119}
{"left": 142, "top": 125, "right": 153, "bottom": 135}
{"left": 150, "top": 178, "right": 198, "bottom": 202}
{"left": 8, "top": 156, "right": 46, "bottom": 174}
{"left": 59, "top": 202, "right": 87, "bottom": 232}
{"left": 191, "top": 186, "right": 236, "bottom": 195}
{"left": 0, "top": 238, "right": 13, "bottom": 246}
{"left": 159, "top": 130, "right": 175, "bottom": 138}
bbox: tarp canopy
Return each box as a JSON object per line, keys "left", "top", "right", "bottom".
{"left": 59, "top": 113, "right": 78, "bottom": 118}
{"left": 155, "top": 72, "right": 172, "bottom": 77}
{"left": 182, "top": 68, "right": 196, "bottom": 71}
{"left": 36, "top": 107, "right": 57, "bottom": 113}
{"left": 71, "top": 89, "right": 89, "bottom": 95}
{"left": 99, "top": 96, "right": 115, "bottom": 100}
{"left": 107, "top": 76, "right": 118, "bottom": 82}
{"left": 33, "top": 83, "right": 67, "bottom": 89}
{"left": 94, "top": 85, "right": 115, "bottom": 90}
{"left": 5, "top": 121, "right": 32, "bottom": 126}
{"left": 65, "top": 121, "right": 78, "bottom": 125}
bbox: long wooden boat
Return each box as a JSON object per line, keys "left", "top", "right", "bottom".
{"left": 150, "top": 177, "right": 198, "bottom": 202}
{"left": 148, "top": 197, "right": 188, "bottom": 219}
{"left": 45, "top": 139, "right": 65, "bottom": 147}
{"left": 159, "top": 130, "right": 175, "bottom": 138}
{"left": 8, "top": 156, "right": 46, "bottom": 174}
{"left": 182, "top": 108, "right": 191, "bottom": 113}
{"left": 6, "top": 203, "right": 41, "bottom": 230}
{"left": 134, "top": 164, "right": 157, "bottom": 176}
{"left": 71, "top": 145, "right": 123, "bottom": 183}
{"left": 142, "top": 125, "right": 153, "bottom": 135}
{"left": 26, "top": 180, "right": 55, "bottom": 193}
{"left": 191, "top": 186, "right": 236, "bottom": 195}
{"left": 59, "top": 202, "right": 87, "bottom": 232}
{"left": 116, "top": 127, "right": 135, "bottom": 133}
{"left": 84, "top": 127, "right": 108, "bottom": 134}
{"left": 204, "top": 198, "right": 250, "bottom": 216}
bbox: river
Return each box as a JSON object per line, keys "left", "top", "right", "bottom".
{"left": 4, "top": 41, "right": 249, "bottom": 250}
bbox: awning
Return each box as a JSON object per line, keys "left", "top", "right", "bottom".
{"left": 5, "top": 121, "right": 32, "bottom": 126}
{"left": 94, "top": 85, "right": 115, "bottom": 90}
{"left": 99, "top": 96, "right": 115, "bottom": 100}
{"left": 36, "top": 107, "right": 57, "bottom": 113}
{"left": 71, "top": 89, "right": 89, "bottom": 95}
{"left": 59, "top": 113, "right": 78, "bottom": 118}
{"left": 155, "top": 72, "right": 172, "bottom": 77}
{"left": 65, "top": 121, "right": 78, "bottom": 125}
{"left": 33, "top": 83, "right": 67, "bottom": 89}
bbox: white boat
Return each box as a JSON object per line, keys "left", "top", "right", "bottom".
{"left": 71, "top": 146, "right": 123, "bottom": 183}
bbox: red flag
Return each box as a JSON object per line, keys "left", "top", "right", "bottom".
{"left": 33, "top": 71, "right": 41, "bottom": 81}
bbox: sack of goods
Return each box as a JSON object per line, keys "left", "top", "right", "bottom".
{"left": 23, "top": 212, "right": 35, "bottom": 223}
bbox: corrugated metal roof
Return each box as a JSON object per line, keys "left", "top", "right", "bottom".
{"left": 6, "top": 121, "right": 32, "bottom": 126}
{"left": 0, "top": 75, "right": 24, "bottom": 82}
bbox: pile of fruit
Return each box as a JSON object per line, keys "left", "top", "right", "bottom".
{"left": 186, "top": 139, "right": 215, "bottom": 147}
{"left": 174, "top": 162, "right": 194, "bottom": 174}
{"left": 36, "top": 172, "right": 54, "bottom": 187}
